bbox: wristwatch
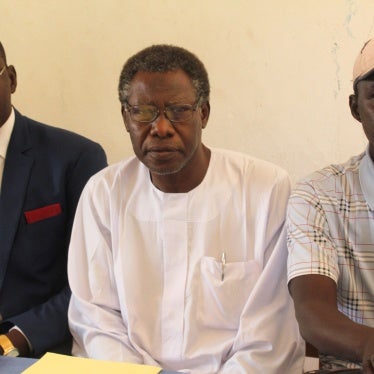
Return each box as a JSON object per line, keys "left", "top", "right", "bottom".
{"left": 0, "top": 334, "right": 19, "bottom": 357}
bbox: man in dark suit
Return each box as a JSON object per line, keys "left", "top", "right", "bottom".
{"left": 0, "top": 42, "right": 107, "bottom": 358}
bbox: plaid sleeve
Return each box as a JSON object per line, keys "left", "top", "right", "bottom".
{"left": 286, "top": 179, "right": 339, "bottom": 283}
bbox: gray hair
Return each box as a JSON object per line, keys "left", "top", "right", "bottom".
{"left": 118, "top": 44, "right": 210, "bottom": 104}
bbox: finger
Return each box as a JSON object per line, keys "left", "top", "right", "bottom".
{"left": 363, "top": 360, "right": 372, "bottom": 374}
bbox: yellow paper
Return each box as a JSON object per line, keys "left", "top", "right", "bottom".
{"left": 22, "top": 352, "right": 161, "bottom": 374}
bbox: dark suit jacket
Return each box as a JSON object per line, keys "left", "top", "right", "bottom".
{"left": 0, "top": 109, "right": 107, "bottom": 356}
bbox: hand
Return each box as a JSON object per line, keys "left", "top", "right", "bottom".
{"left": 6, "top": 329, "right": 30, "bottom": 356}
{"left": 363, "top": 354, "right": 374, "bottom": 373}
{"left": 362, "top": 334, "right": 374, "bottom": 373}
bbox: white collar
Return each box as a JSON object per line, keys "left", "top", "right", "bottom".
{"left": 0, "top": 107, "right": 15, "bottom": 159}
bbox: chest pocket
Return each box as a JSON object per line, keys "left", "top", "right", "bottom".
{"left": 195, "top": 256, "right": 261, "bottom": 330}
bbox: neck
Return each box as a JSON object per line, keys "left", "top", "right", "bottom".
{"left": 0, "top": 107, "right": 12, "bottom": 127}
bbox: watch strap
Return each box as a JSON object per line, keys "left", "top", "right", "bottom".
{"left": 0, "top": 334, "right": 19, "bottom": 356}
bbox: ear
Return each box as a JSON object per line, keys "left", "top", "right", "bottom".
{"left": 7, "top": 65, "right": 17, "bottom": 94}
{"left": 121, "top": 105, "right": 130, "bottom": 132}
{"left": 349, "top": 94, "right": 361, "bottom": 122}
{"left": 200, "top": 101, "right": 210, "bottom": 129}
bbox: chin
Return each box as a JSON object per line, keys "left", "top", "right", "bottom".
{"left": 150, "top": 166, "right": 183, "bottom": 176}
{"left": 148, "top": 160, "right": 189, "bottom": 176}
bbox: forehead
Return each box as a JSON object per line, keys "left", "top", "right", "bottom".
{"left": 128, "top": 70, "right": 196, "bottom": 102}
{"left": 357, "top": 77, "right": 374, "bottom": 94}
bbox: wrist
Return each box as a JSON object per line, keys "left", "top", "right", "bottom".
{"left": 6, "top": 329, "right": 30, "bottom": 357}
{"left": 0, "top": 334, "right": 19, "bottom": 357}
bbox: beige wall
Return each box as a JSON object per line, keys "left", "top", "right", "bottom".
{"left": 1, "top": 0, "right": 374, "bottom": 182}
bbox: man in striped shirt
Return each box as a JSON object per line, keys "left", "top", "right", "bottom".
{"left": 287, "top": 38, "right": 374, "bottom": 372}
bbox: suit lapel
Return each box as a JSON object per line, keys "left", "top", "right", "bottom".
{"left": 0, "top": 110, "right": 33, "bottom": 290}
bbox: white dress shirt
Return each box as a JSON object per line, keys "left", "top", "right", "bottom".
{"left": 68, "top": 148, "right": 305, "bottom": 373}
{"left": 0, "top": 108, "right": 15, "bottom": 191}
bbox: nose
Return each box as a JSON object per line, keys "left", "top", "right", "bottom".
{"left": 150, "top": 111, "right": 174, "bottom": 137}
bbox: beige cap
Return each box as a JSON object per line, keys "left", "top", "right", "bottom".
{"left": 353, "top": 38, "right": 374, "bottom": 88}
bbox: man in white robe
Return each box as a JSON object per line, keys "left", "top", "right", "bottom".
{"left": 68, "top": 44, "right": 304, "bottom": 373}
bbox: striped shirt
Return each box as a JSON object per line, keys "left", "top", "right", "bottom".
{"left": 287, "top": 148, "right": 374, "bottom": 369}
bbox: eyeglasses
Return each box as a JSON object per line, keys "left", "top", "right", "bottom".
{"left": 0, "top": 65, "right": 6, "bottom": 76}
{"left": 124, "top": 98, "right": 201, "bottom": 124}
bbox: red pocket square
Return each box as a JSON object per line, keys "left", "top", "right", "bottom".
{"left": 24, "top": 203, "right": 62, "bottom": 224}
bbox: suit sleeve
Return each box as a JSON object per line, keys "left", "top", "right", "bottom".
{"left": 8, "top": 141, "right": 107, "bottom": 357}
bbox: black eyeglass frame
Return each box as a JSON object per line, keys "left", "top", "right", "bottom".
{"left": 123, "top": 97, "right": 202, "bottom": 124}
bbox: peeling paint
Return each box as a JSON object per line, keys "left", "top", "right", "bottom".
{"left": 331, "top": 42, "right": 341, "bottom": 98}
{"left": 367, "top": 16, "right": 374, "bottom": 38}
{"left": 344, "top": 0, "right": 357, "bottom": 38}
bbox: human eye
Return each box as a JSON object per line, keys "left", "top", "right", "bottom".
{"left": 132, "top": 105, "right": 150, "bottom": 115}
{"left": 131, "top": 105, "right": 157, "bottom": 122}
{"left": 171, "top": 105, "right": 191, "bottom": 113}
{"left": 167, "top": 105, "right": 192, "bottom": 121}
